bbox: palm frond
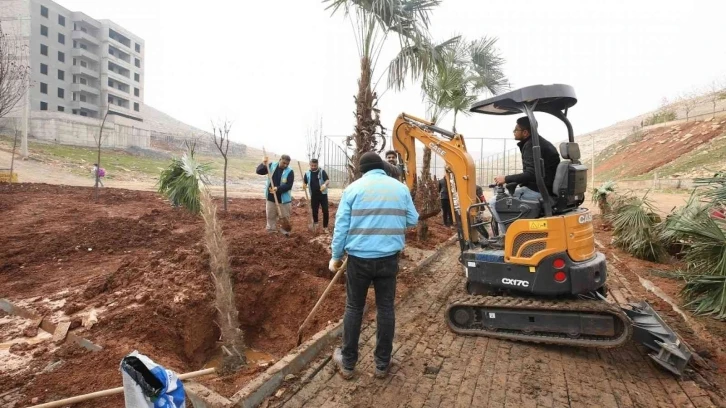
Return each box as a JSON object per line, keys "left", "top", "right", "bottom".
{"left": 682, "top": 275, "right": 726, "bottom": 320}
{"left": 694, "top": 172, "right": 726, "bottom": 205}
{"left": 157, "top": 146, "right": 211, "bottom": 214}
{"left": 388, "top": 35, "right": 459, "bottom": 91}
{"left": 609, "top": 192, "right": 665, "bottom": 262}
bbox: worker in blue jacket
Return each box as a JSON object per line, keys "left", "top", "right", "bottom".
{"left": 329, "top": 152, "right": 419, "bottom": 380}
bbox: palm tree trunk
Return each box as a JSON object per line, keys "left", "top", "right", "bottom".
{"left": 349, "top": 56, "right": 384, "bottom": 183}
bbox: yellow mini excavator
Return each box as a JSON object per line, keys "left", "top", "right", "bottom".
{"left": 392, "top": 84, "right": 691, "bottom": 375}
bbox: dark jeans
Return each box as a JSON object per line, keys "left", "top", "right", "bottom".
{"left": 311, "top": 193, "right": 329, "bottom": 228}
{"left": 441, "top": 199, "right": 453, "bottom": 226}
{"left": 342, "top": 253, "right": 398, "bottom": 370}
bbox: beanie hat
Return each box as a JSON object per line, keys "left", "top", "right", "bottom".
{"left": 359, "top": 152, "right": 385, "bottom": 174}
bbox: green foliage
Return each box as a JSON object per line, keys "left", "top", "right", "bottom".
{"left": 608, "top": 192, "right": 666, "bottom": 262}
{"left": 591, "top": 181, "right": 616, "bottom": 214}
{"left": 659, "top": 174, "right": 726, "bottom": 319}
{"left": 643, "top": 110, "right": 677, "bottom": 126}
{"left": 694, "top": 172, "right": 726, "bottom": 206}
{"left": 157, "top": 144, "right": 211, "bottom": 214}
{"left": 674, "top": 215, "right": 726, "bottom": 319}
{"left": 421, "top": 36, "right": 508, "bottom": 129}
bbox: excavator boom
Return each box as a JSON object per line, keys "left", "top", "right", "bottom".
{"left": 392, "top": 114, "right": 480, "bottom": 246}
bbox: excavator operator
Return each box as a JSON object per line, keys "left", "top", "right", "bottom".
{"left": 490, "top": 116, "right": 561, "bottom": 234}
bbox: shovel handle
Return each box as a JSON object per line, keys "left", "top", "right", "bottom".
{"left": 262, "top": 147, "right": 285, "bottom": 219}
{"left": 297, "top": 258, "right": 348, "bottom": 345}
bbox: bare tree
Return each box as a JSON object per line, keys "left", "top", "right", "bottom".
{"left": 94, "top": 108, "right": 110, "bottom": 202}
{"left": 706, "top": 80, "right": 725, "bottom": 118}
{"left": 305, "top": 116, "right": 323, "bottom": 161}
{"left": 9, "top": 124, "right": 18, "bottom": 182}
{"left": 211, "top": 120, "right": 232, "bottom": 212}
{"left": 0, "top": 24, "right": 30, "bottom": 121}
{"left": 678, "top": 91, "right": 699, "bottom": 122}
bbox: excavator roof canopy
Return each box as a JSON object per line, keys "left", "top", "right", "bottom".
{"left": 470, "top": 84, "right": 577, "bottom": 115}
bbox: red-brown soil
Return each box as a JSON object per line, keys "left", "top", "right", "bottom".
{"left": 595, "top": 119, "right": 725, "bottom": 179}
{"left": 0, "top": 183, "right": 452, "bottom": 405}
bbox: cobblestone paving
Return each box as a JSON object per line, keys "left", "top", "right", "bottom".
{"left": 268, "top": 245, "right": 725, "bottom": 408}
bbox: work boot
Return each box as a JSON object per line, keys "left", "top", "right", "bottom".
{"left": 324, "top": 227, "right": 330, "bottom": 234}
{"left": 312, "top": 222, "right": 318, "bottom": 233}
{"left": 332, "top": 348, "right": 354, "bottom": 380}
{"left": 374, "top": 363, "right": 392, "bottom": 379}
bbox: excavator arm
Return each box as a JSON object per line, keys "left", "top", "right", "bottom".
{"left": 392, "top": 113, "right": 480, "bottom": 247}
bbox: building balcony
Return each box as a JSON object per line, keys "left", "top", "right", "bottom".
{"left": 71, "top": 83, "right": 100, "bottom": 96}
{"left": 70, "top": 101, "right": 100, "bottom": 112}
{"left": 72, "top": 65, "right": 100, "bottom": 79}
{"left": 72, "top": 30, "right": 100, "bottom": 46}
{"left": 72, "top": 48, "right": 99, "bottom": 63}
{"left": 105, "top": 53, "right": 132, "bottom": 70}
{"left": 106, "top": 69, "right": 131, "bottom": 84}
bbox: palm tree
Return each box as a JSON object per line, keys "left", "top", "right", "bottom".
{"left": 157, "top": 143, "right": 211, "bottom": 213}
{"left": 324, "top": 0, "right": 454, "bottom": 182}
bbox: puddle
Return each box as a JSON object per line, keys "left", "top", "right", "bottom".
{"left": 203, "top": 348, "right": 276, "bottom": 370}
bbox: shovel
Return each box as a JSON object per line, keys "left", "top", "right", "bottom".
{"left": 297, "top": 257, "right": 348, "bottom": 346}
{"left": 298, "top": 161, "right": 316, "bottom": 233}
{"left": 262, "top": 147, "right": 292, "bottom": 233}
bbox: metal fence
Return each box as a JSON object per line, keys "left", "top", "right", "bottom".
{"left": 319, "top": 134, "right": 523, "bottom": 188}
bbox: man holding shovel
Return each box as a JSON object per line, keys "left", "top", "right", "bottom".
{"left": 329, "top": 152, "right": 419, "bottom": 380}
{"left": 302, "top": 158, "right": 331, "bottom": 234}
{"left": 256, "top": 154, "right": 294, "bottom": 236}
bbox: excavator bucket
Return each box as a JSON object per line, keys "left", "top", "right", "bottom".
{"left": 623, "top": 301, "right": 692, "bottom": 376}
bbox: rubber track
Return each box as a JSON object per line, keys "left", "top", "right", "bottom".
{"left": 446, "top": 293, "right": 633, "bottom": 348}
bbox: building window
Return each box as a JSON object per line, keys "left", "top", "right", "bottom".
{"left": 79, "top": 77, "right": 87, "bottom": 85}
{"left": 80, "top": 111, "right": 87, "bottom": 117}
{"left": 72, "top": 92, "right": 76, "bottom": 101}
{"left": 134, "top": 58, "right": 140, "bottom": 68}
{"left": 58, "top": 15, "right": 65, "bottom": 26}
{"left": 40, "top": 101, "right": 48, "bottom": 110}
{"left": 40, "top": 82, "right": 48, "bottom": 94}
{"left": 58, "top": 69, "right": 64, "bottom": 80}
{"left": 134, "top": 102, "right": 139, "bottom": 112}
{"left": 41, "top": 44, "right": 48, "bottom": 56}
{"left": 41, "top": 5, "right": 48, "bottom": 17}
{"left": 58, "top": 33, "right": 65, "bottom": 44}
{"left": 80, "top": 60, "right": 87, "bottom": 68}
{"left": 40, "top": 63, "right": 48, "bottom": 75}
{"left": 41, "top": 25, "right": 48, "bottom": 36}
{"left": 58, "top": 51, "right": 65, "bottom": 63}
{"left": 134, "top": 73, "right": 139, "bottom": 82}
{"left": 135, "top": 43, "right": 140, "bottom": 53}
{"left": 58, "top": 88, "right": 64, "bottom": 99}
{"left": 72, "top": 58, "right": 76, "bottom": 66}
{"left": 58, "top": 106, "right": 65, "bottom": 112}
{"left": 72, "top": 109, "right": 77, "bottom": 115}
{"left": 134, "top": 88, "right": 139, "bottom": 97}
{"left": 80, "top": 94, "right": 87, "bottom": 102}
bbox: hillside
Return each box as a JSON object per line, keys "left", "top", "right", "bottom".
{"left": 594, "top": 117, "right": 726, "bottom": 180}
{"left": 575, "top": 92, "right": 726, "bottom": 164}
{"left": 143, "top": 105, "right": 212, "bottom": 137}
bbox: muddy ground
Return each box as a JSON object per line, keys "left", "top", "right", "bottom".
{"left": 0, "top": 183, "right": 453, "bottom": 406}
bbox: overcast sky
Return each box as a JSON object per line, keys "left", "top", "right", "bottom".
{"left": 58, "top": 0, "right": 725, "bottom": 160}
